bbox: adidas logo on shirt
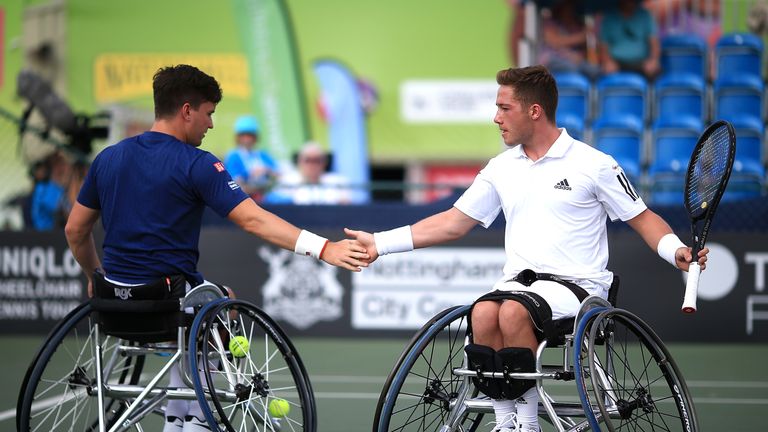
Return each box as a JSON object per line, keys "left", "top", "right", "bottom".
{"left": 554, "top": 179, "right": 572, "bottom": 191}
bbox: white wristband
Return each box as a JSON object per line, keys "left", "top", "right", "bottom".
{"left": 294, "top": 230, "right": 329, "bottom": 259}
{"left": 373, "top": 226, "right": 414, "bottom": 256}
{"left": 657, "top": 233, "right": 686, "bottom": 267}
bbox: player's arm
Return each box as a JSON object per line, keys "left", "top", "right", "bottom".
{"left": 626, "top": 208, "right": 707, "bottom": 271}
{"left": 345, "top": 206, "right": 479, "bottom": 263}
{"left": 227, "top": 199, "right": 369, "bottom": 271}
{"left": 64, "top": 202, "right": 102, "bottom": 296}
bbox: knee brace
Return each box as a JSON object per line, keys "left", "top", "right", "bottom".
{"left": 464, "top": 344, "right": 503, "bottom": 399}
{"left": 496, "top": 347, "right": 536, "bottom": 399}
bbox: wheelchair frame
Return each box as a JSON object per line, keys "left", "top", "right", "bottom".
{"left": 373, "top": 295, "right": 698, "bottom": 432}
{"left": 17, "top": 284, "right": 317, "bottom": 432}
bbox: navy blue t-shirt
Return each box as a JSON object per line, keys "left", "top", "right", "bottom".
{"left": 77, "top": 131, "right": 249, "bottom": 285}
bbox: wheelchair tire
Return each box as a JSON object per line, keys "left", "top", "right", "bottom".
{"left": 17, "top": 302, "right": 146, "bottom": 431}
{"left": 373, "top": 304, "right": 485, "bottom": 432}
{"left": 189, "top": 299, "right": 316, "bottom": 432}
{"left": 586, "top": 308, "right": 698, "bottom": 431}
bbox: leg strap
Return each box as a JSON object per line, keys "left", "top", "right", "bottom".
{"left": 497, "top": 347, "right": 536, "bottom": 399}
{"left": 464, "top": 344, "right": 503, "bottom": 399}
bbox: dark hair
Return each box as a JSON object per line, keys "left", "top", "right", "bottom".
{"left": 152, "top": 65, "right": 222, "bottom": 119}
{"left": 496, "top": 65, "right": 558, "bottom": 123}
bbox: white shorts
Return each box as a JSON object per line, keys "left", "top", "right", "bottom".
{"left": 490, "top": 279, "right": 582, "bottom": 320}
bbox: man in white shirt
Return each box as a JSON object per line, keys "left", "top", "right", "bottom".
{"left": 267, "top": 142, "right": 352, "bottom": 205}
{"left": 346, "top": 65, "right": 708, "bottom": 432}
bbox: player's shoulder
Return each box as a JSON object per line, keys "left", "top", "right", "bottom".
{"left": 567, "top": 139, "right": 617, "bottom": 168}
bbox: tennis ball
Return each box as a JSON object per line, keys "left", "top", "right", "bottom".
{"left": 701, "top": 201, "right": 708, "bottom": 209}
{"left": 268, "top": 398, "right": 290, "bottom": 418}
{"left": 228, "top": 335, "right": 249, "bottom": 358}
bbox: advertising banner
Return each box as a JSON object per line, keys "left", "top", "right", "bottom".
{"left": 2, "top": 228, "right": 767, "bottom": 342}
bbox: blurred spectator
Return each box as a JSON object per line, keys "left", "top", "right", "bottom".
{"left": 599, "top": 0, "right": 661, "bottom": 79}
{"left": 29, "top": 150, "right": 70, "bottom": 230}
{"left": 537, "top": 0, "right": 601, "bottom": 79}
{"left": 223, "top": 115, "right": 278, "bottom": 197}
{"left": 646, "top": 0, "right": 721, "bottom": 47}
{"left": 266, "top": 142, "right": 352, "bottom": 205}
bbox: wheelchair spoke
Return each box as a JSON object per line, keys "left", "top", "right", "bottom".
{"left": 196, "top": 300, "right": 314, "bottom": 432}
{"left": 588, "top": 309, "right": 698, "bottom": 431}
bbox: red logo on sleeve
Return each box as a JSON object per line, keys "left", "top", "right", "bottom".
{"left": 213, "top": 162, "right": 225, "bottom": 172}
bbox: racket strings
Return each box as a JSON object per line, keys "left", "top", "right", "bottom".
{"left": 685, "top": 126, "right": 731, "bottom": 211}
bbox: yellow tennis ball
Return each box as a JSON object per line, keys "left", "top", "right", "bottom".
{"left": 701, "top": 201, "right": 708, "bottom": 209}
{"left": 228, "top": 335, "right": 249, "bottom": 358}
{"left": 268, "top": 398, "right": 290, "bottom": 418}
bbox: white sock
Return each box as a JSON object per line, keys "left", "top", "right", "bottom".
{"left": 165, "top": 363, "right": 189, "bottom": 421}
{"left": 515, "top": 387, "right": 539, "bottom": 431}
{"left": 491, "top": 398, "right": 517, "bottom": 427}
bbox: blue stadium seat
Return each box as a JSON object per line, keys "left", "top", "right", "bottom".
{"left": 596, "top": 72, "right": 648, "bottom": 123}
{"left": 730, "top": 116, "right": 765, "bottom": 179}
{"left": 714, "top": 74, "right": 764, "bottom": 123}
{"left": 715, "top": 32, "right": 764, "bottom": 81}
{"left": 557, "top": 113, "right": 585, "bottom": 141}
{"left": 649, "top": 116, "right": 702, "bottom": 176}
{"left": 554, "top": 71, "right": 591, "bottom": 123}
{"left": 654, "top": 73, "right": 706, "bottom": 123}
{"left": 650, "top": 176, "right": 685, "bottom": 206}
{"left": 592, "top": 115, "right": 643, "bottom": 180}
{"left": 721, "top": 174, "right": 763, "bottom": 202}
{"left": 661, "top": 34, "right": 707, "bottom": 78}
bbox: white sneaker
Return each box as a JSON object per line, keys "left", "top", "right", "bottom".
{"left": 162, "top": 416, "right": 184, "bottom": 432}
{"left": 492, "top": 413, "right": 518, "bottom": 432}
{"left": 182, "top": 415, "right": 214, "bottom": 431}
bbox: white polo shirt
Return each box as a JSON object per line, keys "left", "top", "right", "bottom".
{"left": 454, "top": 129, "right": 646, "bottom": 297}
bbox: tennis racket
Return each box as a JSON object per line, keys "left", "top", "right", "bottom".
{"left": 681, "top": 120, "right": 736, "bottom": 313}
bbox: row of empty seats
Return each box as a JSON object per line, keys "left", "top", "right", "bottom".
{"left": 553, "top": 33, "right": 766, "bottom": 204}
{"left": 587, "top": 115, "right": 764, "bottom": 204}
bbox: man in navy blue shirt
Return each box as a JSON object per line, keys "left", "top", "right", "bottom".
{"left": 64, "top": 64, "right": 368, "bottom": 431}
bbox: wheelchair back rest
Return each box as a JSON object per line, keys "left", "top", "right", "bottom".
{"left": 90, "top": 272, "right": 187, "bottom": 344}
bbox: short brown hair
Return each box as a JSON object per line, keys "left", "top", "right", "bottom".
{"left": 152, "top": 65, "right": 222, "bottom": 119}
{"left": 496, "top": 65, "right": 558, "bottom": 123}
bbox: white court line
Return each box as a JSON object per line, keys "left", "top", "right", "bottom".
{"left": 5, "top": 377, "right": 768, "bottom": 423}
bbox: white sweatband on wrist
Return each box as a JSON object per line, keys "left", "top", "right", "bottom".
{"left": 657, "top": 233, "right": 686, "bottom": 267}
{"left": 294, "top": 230, "right": 329, "bottom": 259}
{"left": 373, "top": 226, "right": 414, "bottom": 256}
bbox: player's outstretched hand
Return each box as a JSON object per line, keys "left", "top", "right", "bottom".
{"left": 674, "top": 247, "right": 709, "bottom": 272}
{"left": 344, "top": 228, "right": 379, "bottom": 264}
{"left": 321, "top": 239, "right": 370, "bottom": 271}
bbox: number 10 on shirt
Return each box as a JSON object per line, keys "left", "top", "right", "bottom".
{"left": 681, "top": 120, "right": 736, "bottom": 313}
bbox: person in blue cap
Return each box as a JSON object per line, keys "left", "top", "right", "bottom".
{"left": 223, "top": 115, "right": 279, "bottom": 197}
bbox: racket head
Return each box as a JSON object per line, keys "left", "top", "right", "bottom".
{"left": 683, "top": 120, "right": 736, "bottom": 233}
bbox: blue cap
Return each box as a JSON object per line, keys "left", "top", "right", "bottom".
{"left": 234, "top": 115, "right": 260, "bottom": 135}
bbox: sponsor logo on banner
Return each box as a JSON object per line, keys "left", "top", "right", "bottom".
{"left": 352, "top": 247, "right": 506, "bottom": 329}
{"left": 93, "top": 54, "right": 251, "bottom": 103}
{"left": 260, "top": 247, "right": 343, "bottom": 329}
{"left": 400, "top": 80, "right": 497, "bottom": 123}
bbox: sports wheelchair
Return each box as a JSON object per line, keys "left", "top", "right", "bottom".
{"left": 16, "top": 281, "right": 316, "bottom": 432}
{"left": 373, "top": 277, "right": 698, "bottom": 431}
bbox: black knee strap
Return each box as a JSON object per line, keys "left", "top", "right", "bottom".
{"left": 497, "top": 347, "right": 536, "bottom": 399}
{"left": 464, "top": 344, "right": 503, "bottom": 399}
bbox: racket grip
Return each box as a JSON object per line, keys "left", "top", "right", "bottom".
{"left": 682, "top": 262, "right": 700, "bottom": 313}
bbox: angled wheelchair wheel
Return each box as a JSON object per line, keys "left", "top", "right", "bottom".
{"left": 373, "top": 305, "right": 484, "bottom": 432}
{"left": 586, "top": 309, "right": 698, "bottom": 431}
{"left": 573, "top": 306, "right": 611, "bottom": 431}
{"left": 17, "top": 302, "right": 146, "bottom": 431}
{"left": 189, "top": 299, "right": 316, "bottom": 432}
